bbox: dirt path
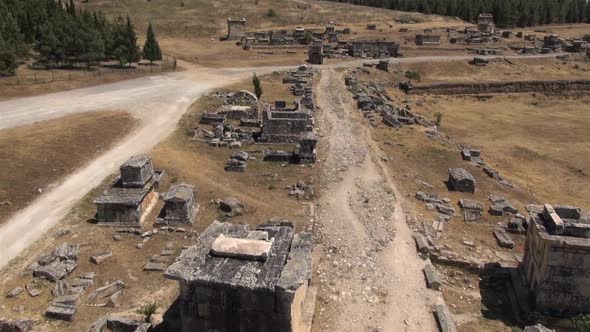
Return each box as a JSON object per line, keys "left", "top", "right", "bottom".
{"left": 314, "top": 69, "right": 438, "bottom": 332}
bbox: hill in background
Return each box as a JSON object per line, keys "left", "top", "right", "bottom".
{"left": 76, "top": 0, "right": 450, "bottom": 37}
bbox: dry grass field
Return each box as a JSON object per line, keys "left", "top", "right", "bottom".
{"left": 0, "top": 111, "right": 137, "bottom": 223}
{"left": 76, "top": 0, "right": 437, "bottom": 37}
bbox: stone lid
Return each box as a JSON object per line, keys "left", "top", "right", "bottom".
{"left": 165, "top": 221, "right": 295, "bottom": 292}
{"left": 121, "top": 154, "right": 151, "bottom": 169}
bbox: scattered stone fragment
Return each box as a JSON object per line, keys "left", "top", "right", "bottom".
{"left": 434, "top": 301, "right": 458, "bottom": 332}
{"left": 423, "top": 262, "right": 442, "bottom": 291}
{"left": 51, "top": 280, "right": 72, "bottom": 297}
{"left": 90, "top": 251, "right": 113, "bottom": 265}
{"left": 160, "top": 249, "right": 175, "bottom": 256}
{"left": 33, "top": 259, "right": 78, "bottom": 281}
{"left": 415, "top": 191, "right": 443, "bottom": 204}
{"left": 489, "top": 195, "right": 518, "bottom": 216}
{"left": 414, "top": 234, "right": 430, "bottom": 254}
{"left": 106, "top": 315, "right": 152, "bottom": 332}
{"left": 493, "top": 229, "right": 515, "bottom": 249}
{"left": 25, "top": 283, "right": 43, "bottom": 297}
{"left": 144, "top": 262, "right": 167, "bottom": 271}
{"left": 113, "top": 234, "right": 122, "bottom": 241}
{"left": 523, "top": 324, "right": 555, "bottom": 332}
{"left": 53, "top": 229, "right": 71, "bottom": 238}
{"left": 448, "top": 168, "right": 476, "bottom": 193}
{"left": 436, "top": 204, "right": 455, "bottom": 216}
{"left": 45, "top": 302, "right": 77, "bottom": 322}
{"left": 80, "top": 272, "right": 96, "bottom": 280}
{"left": 219, "top": 197, "right": 245, "bottom": 215}
{"left": 136, "top": 243, "right": 144, "bottom": 249}
{"left": 0, "top": 318, "right": 34, "bottom": 332}
{"left": 507, "top": 216, "right": 528, "bottom": 234}
{"left": 461, "top": 149, "right": 483, "bottom": 164}
{"left": 6, "top": 286, "right": 24, "bottom": 298}
{"left": 459, "top": 199, "right": 484, "bottom": 222}
{"left": 71, "top": 278, "right": 94, "bottom": 288}
{"left": 88, "top": 280, "right": 125, "bottom": 302}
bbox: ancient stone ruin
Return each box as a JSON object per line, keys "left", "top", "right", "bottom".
{"left": 226, "top": 18, "right": 246, "bottom": 41}
{"left": 447, "top": 168, "right": 476, "bottom": 193}
{"left": 165, "top": 220, "right": 316, "bottom": 332}
{"left": 415, "top": 34, "right": 441, "bottom": 46}
{"left": 260, "top": 101, "right": 314, "bottom": 143}
{"left": 156, "top": 183, "right": 198, "bottom": 225}
{"left": 521, "top": 204, "right": 590, "bottom": 316}
{"left": 93, "top": 154, "right": 162, "bottom": 226}
{"left": 348, "top": 40, "right": 400, "bottom": 58}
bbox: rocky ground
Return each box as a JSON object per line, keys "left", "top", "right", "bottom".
{"left": 312, "top": 69, "right": 438, "bottom": 332}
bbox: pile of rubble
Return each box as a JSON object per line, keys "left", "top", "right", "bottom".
{"left": 201, "top": 123, "right": 255, "bottom": 148}
{"left": 287, "top": 180, "right": 314, "bottom": 200}
{"left": 346, "top": 74, "right": 426, "bottom": 128}
{"left": 225, "top": 151, "right": 249, "bottom": 172}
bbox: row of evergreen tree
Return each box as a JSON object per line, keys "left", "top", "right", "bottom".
{"left": 0, "top": 0, "right": 162, "bottom": 76}
{"left": 329, "top": 0, "right": 589, "bottom": 27}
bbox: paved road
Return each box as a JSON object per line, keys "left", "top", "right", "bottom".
{"left": 0, "top": 54, "right": 561, "bottom": 269}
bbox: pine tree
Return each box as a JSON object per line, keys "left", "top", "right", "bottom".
{"left": 125, "top": 16, "right": 140, "bottom": 66}
{"left": 252, "top": 74, "right": 263, "bottom": 99}
{"left": 0, "top": 35, "right": 17, "bottom": 76}
{"left": 142, "top": 23, "right": 162, "bottom": 65}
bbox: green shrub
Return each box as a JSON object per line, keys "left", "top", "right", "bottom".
{"left": 435, "top": 112, "right": 443, "bottom": 128}
{"left": 137, "top": 301, "right": 159, "bottom": 322}
{"left": 266, "top": 8, "right": 277, "bottom": 17}
{"left": 573, "top": 314, "right": 590, "bottom": 332}
{"left": 405, "top": 70, "right": 421, "bottom": 82}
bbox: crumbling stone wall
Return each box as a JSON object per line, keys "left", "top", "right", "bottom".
{"left": 406, "top": 79, "right": 590, "bottom": 95}
{"left": 521, "top": 210, "right": 590, "bottom": 316}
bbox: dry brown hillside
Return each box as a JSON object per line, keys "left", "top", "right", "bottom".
{"left": 77, "top": 0, "right": 452, "bottom": 37}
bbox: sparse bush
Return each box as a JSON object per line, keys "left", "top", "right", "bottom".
{"left": 252, "top": 73, "right": 263, "bottom": 99}
{"left": 304, "top": 31, "right": 313, "bottom": 44}
{"left": 435, "top": 112, "right": 443, "bottom": 128}
{"left": 137, "top": 301, "right": 159, "bottom": 322}
{"left": 405, "top": 70, "right": 421, "bottom": 82}
{"left": 573, "top": 314, "right": 590, "bottom": 332}
{"left": 266, "top": 8, "right": 277, "bottom": 17}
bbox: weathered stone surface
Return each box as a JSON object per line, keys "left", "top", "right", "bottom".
{"left": 554, "top": 205, "right": 582, "bottom": 220}
{"left": 523, "top": 324, "right": 555, "bottom": 332}
{"left": 144, "top": 262, "right": 167, "bottom": 271}
{"left": 70, "top": 278, "right": 94, "bottom": 288}
{"left": 33, "top": 259, "right": 78, "bottom": 281}
{"left": 493, "top": 229, "right": 515, "bottom": 249}
{"left": 51, "top": 280, "right": 73, "bottom": 297}
{"left": 45, "top": 302, "right": 77, "bottom": 322}
{"left": 90, "top": 251, "right": 113, "bottom": 265}
{"left": 459, "top": 199, "right": 484, "bottom": 222}
{"left": 436, "top": 204, "right": 455, "bottom": 216}
{"left": 106, "top": 315, "right": 151, "bottom": 332}
{"left": 489, "top": 195, "right": 518, "bottom": 216}
{"left": 88, "top": 280, "right": 125, "bottom": 302}
{"left": 542, "top": 204, "right": 565, "bottom": 234}
{"left": 414, "top": 233, "right": 430, "bottom": 254}
{"left": 415, "top": 191, "right": 443, "bottom": 204}
{"left": 210, "top": 234, "right": 273, "bottom": 262}
{"left": 5, "top": 286, "right": 24, "bottom": 298}
{"left": 423, "top": 262, "right": 442, "bottom": 291}
{"left": 25, "top": 283, "right": 43, "bottom": 297}
{"left": 448, "top": 168, "right": 476, "bottom": 193}
{"left": 219, "top": 197, "right": 245, "bottom": 215}
{"left": 434, "top": 302, "right": 458, "bottom": 332}
{"left": 0, "top": 318, "right": 34, "bottom": 332}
